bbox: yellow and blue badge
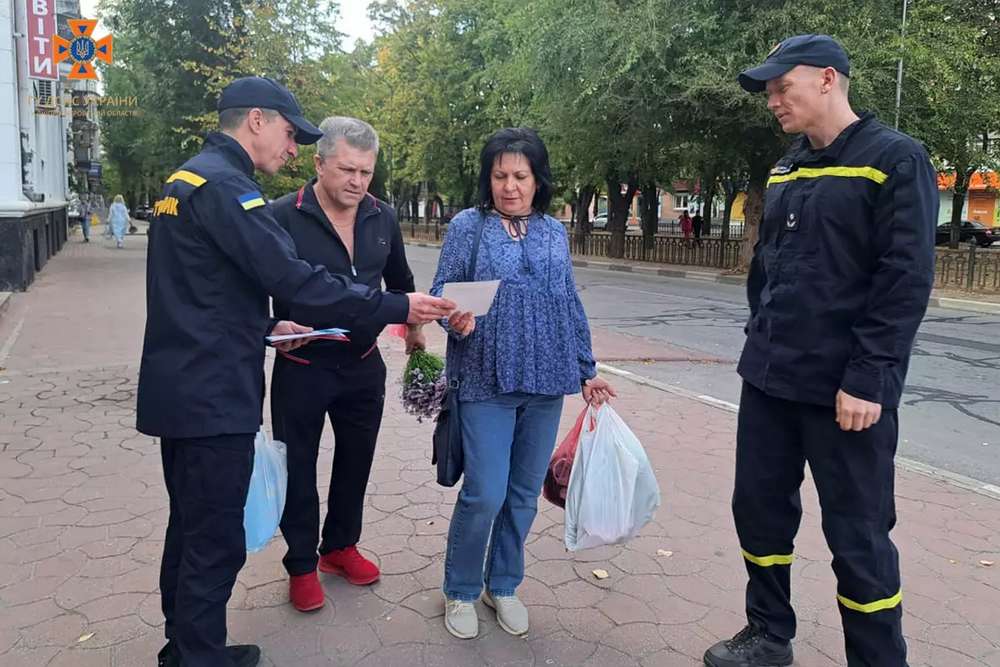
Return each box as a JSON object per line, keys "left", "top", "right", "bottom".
{"left": 238, "top": 191, "right": 266, "bottom": 211}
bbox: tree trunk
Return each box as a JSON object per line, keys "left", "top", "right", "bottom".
{"left": 949, "top": 168, "right": 972, "bottom": 249}
{"left": 574, "top": 185, "right": 595, "bottom": 253}
{"left": 701, "top": 173, "right": 717, "bottom": 236}
{"left": 639, "top": 181, "right": 658, "bottom": 251}
{"left": 738, "top": 165, "right": 767, "bottom": 273}
{"left": 606, "top": 174, "right": 638, "bottom": 259}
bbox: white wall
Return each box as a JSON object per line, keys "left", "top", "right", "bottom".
{"left": 938, "top": 191, "right": 968, "bottom": 225}
{"left": 0, "top": 0, "right": 23, "bottom": 205}
{"left": 0, "top": 0, "right": 70, "bottom": 213}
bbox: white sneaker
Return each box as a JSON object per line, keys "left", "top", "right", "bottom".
{"left": 482, "top": 590, "right": 529, "bottom": 636}
{"left": 444, "top": 597, "right": 478, "bottom": 639}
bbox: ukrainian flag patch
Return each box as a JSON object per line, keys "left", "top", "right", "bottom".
{"left": 238, "top": 191, "right": 266, "bottom": 211}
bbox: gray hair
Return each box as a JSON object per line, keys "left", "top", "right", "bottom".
{"left": 315, "top": 116, "right": 379, "bottom": 160}
{"left": 218, "top": 107, "right": 280, "bottom": 131}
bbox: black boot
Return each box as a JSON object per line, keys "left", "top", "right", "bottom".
{"left": 157, "top": 641, "right": 178, "bottom": 667}
{"left": 704, "top": 625, "right": 793, "bottom": 667}
{"left": 157, "top": 641, "right": 261, "bottom": 667}
{"left": 228, "top": 644, "right": 261, "bottom": 667}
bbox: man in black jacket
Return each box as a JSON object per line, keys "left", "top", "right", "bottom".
{"left": 139, "top": 80, "right": 455, "bottom": 667}
{"left": 269, "top": 116, "right": 424, "bottom": 612}
{"left": 704, "top": 36, "right": 937, "bottom": 667}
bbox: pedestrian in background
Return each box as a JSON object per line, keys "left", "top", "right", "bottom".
{"left": 108, "top": 194, "right": 130, "bottom": 248}
{"left": 679, "top": 209, "right": 693, "bottom": 242}
{"left": 430, "top": 127, "right": 616, "bottom": 641}
{"left": 269, "top": 116, "right": 422, "bottom": 612}
{"left": 703, "top": 34, "right": 936, "bottom": 667}
{"left": 692, "top": 210, "right": 704, "bottom": 245}
{"left": 79, "top": 197, "right": 91, "bottom": 243}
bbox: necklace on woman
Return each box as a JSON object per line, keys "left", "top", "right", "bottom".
{"left": 496, "top": 210, "right": 532, "bottom": 239}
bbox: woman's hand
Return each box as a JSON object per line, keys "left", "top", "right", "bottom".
{"left": 448, "top": 311, "right": 476, "bottom": 337}
{"left": 582, "top": 376, "right": 617, "bottom": 406}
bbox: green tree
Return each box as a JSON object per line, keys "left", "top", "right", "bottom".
{"left": 898, "top": 0, "right": 1000, "bottom": 247}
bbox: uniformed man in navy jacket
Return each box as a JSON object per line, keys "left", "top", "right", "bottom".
{"left": 704, "top": 36, "right": 937, "bottom": 667}
{"left": 138, "top": 77, "right": 455, "bottom": 667}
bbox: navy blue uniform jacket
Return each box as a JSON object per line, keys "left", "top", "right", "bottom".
{"left": 270, "top": 180, "right": 415, "bottom": 363}
{"left": 137, "top": 133, "right": 409, "bottom": 438}
{"left": 738, "top": 113, "right": 937, "bottom": 409}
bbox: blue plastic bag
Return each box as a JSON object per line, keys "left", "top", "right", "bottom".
{"left": 244, "top": 429, "right": 288, "bottom": 553}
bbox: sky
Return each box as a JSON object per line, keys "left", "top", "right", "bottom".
{"left": 338, "top": 1, "right": 376, "bottom": 47}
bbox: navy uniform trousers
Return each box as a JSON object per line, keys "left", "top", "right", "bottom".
{"left": 159, "top": 434, "right": 254, "bottom": 667}
{"left": 271, "top": 349, "right": 387, "bottom": 576}
{"left": 734, "top": 381, "right": 906, "bottom": 666}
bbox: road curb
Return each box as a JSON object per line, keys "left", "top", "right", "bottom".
{"left": 928, "top": 295, "right": 1000, "bottom": 315}
{"left": 404, "top": 240, "right": 1000, "bottom": 312}
{"left": 0, "top": 292, "right": 11, "bottom": 320}
{"left": 598, "top": 361, "right": 1000, "bottom": 502}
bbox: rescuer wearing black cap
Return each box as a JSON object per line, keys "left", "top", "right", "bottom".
{"left": 139, "top": 76, "right": 456, "bottom": 667}
{"left": 703, "top": 35, "right": 937, "bottom": 667}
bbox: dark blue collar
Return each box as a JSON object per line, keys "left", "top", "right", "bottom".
{"left": 204, "top": 132, "right": 256, "bottom": 178}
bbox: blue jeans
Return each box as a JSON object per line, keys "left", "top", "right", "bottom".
{"left": 443, "top": 392, "right": 564, "bottom": 601}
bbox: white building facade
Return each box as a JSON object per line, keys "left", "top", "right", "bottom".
{"left": 0, "top": 0, "right": 80, "bottom": 290}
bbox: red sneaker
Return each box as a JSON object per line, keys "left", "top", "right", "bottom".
{"left": 319, "top": 545, "right": 380, "bottom": 585}
{"left": 289, "top": 571, "right": 324, "bottom": 612}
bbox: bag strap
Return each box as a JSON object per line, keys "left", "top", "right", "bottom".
{"left": 448, "top": 212, "right": 488, "bottom": 389}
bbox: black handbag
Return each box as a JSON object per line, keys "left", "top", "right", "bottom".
{"left": 432, "top": 214, "right": 487, "bottom": 487}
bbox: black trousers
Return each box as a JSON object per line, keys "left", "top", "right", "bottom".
{"left": 270, "top": 351, "right": 387, "bottom": 576}
{"left": 160, "top": 434, "right": 254, "bottom": 667}
{"left": 734, "top": 381, "right": 906, "bottom": 667}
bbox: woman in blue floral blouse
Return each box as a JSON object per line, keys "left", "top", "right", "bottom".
{"left": 430, "top": 127, "right": 615, "bottom": 640}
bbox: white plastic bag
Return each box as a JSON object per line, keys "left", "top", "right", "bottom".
{"left": 244, "top": 429, "right": 288, "bottom": 553}
{"left": 564, "top": 404, "right": 661, "bottom": 551}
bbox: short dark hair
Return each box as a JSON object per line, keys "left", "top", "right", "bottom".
{"left": 218, "top": 107, "right": 279, "bottom": 132}
{"left": 476, "top": 128, "right": 553, "bottom": 213}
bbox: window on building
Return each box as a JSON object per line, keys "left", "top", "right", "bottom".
{"left": 35, "top": 80, "right": 57, "bottom": 111}
{"left": 674, "top": 194, "right": 690, "bottom": 211}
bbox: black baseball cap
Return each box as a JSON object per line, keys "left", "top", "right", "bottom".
{"left": 217, "top": 76, "right": 323, "bottom": 145}
{"left": 738, "top": 34, "right": 850, "bottom": 93}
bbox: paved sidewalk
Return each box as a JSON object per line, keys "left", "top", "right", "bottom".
{"left": 0, "top": 230, "right": 998, "bottom": 666}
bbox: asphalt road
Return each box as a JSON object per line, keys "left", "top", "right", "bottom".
{"left": 404, "top": 244, "right": 1000, "bottom": 487}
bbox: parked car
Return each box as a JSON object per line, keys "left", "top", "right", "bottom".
{"left": 133, "top": 203, "right": 153, "bottom": 220}
{"left": 935, "top": 220, "right": 997, "bottom": 247}
{"left": 591, "top": 213, "right": 608, "bottom": 230}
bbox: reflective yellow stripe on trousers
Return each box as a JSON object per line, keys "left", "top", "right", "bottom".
{"left": 741, "top": 549, "right": 793, "bottom": 567}
{"left": 837, "top": 590, "right": 903, "bottom": 613}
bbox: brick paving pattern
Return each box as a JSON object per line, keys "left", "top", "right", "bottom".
{"left": 0, "top": 231, "right": 998, "bottom": 666}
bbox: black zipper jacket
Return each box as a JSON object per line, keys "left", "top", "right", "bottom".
{"left": 738, "top": 113, "right": 937, "bottom": 409}
{"left": 270, "top": 179, "right": 415, "bottom": 364}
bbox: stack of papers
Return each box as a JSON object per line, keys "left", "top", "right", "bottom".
{"left": 266, "top": 327, "right": 349, "bottom": 344}
{"left": 441, "top": 280, "right": 501, "bottom": 316}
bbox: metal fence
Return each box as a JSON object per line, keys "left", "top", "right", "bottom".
{"left": 399, "top": 215, "right": 747, "bottom": 239}
{"left": 934, "top": 244, "right": 1000, "bottom": 292}
{"left": 403, "top": 218, "right": 1000, "bottom": 293}
{"left": 569, "top": 233, "right": 743, "bottom": 269}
